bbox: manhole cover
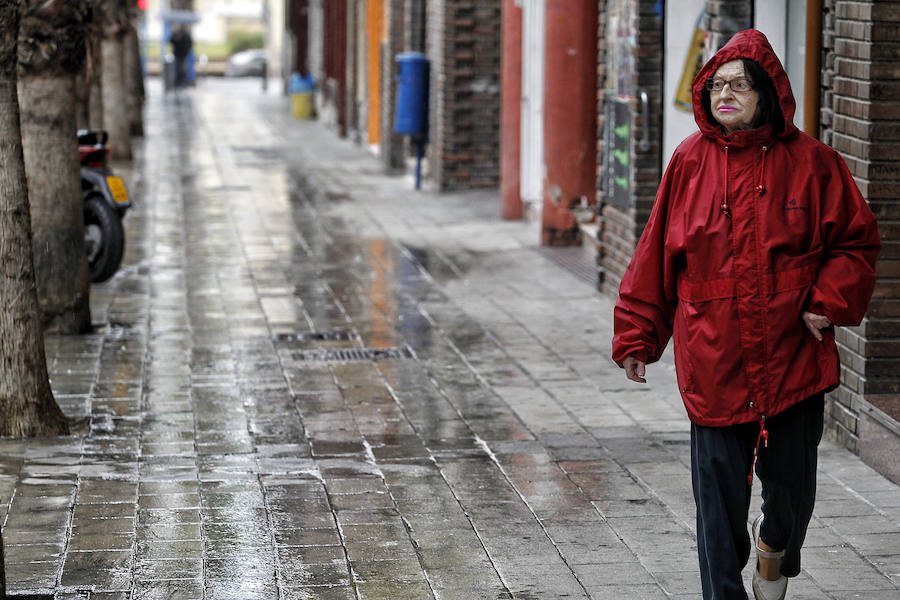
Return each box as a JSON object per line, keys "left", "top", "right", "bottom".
{"left": 291, "top": 347, "right": 412, "bottom": 362}
{"left": 274, "top": 331, "right": 358, "bottom": 343}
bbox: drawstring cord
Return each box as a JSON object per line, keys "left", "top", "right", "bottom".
{"left": 720, "top": 144, "right": 769, "bottom": 217}
{"left": 756, "top": 146, "right": 768, "bottom": 196}
{"left": 747, "top": 414, "right": 769, "bottom": 486}
{"left": 720, "top": 146, "right": 731, "bottom": 217}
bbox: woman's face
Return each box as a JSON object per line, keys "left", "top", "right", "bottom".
{"left": 709, "top": 60, "right": 760, "bottom": 133}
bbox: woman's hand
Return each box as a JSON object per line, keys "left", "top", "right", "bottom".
{"left": 802, "top": 311, "right": 831, "bottom": 342}
{"left": 623, "top": 356, "right": 647, "bottom": 383}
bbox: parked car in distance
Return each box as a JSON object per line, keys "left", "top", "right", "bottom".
{"left": 225, "top": 49, "right": 267, "bottom": 77}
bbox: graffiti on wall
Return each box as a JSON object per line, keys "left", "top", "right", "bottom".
{"left": 602, "top": 0, "right": 637, "bottom": 209}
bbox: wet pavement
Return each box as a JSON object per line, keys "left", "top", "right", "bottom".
{"left": 1, "top": 78, "right": 898, "bottom": 599}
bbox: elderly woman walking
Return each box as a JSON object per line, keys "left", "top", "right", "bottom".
{"left": 612, "top": 30, "right": 880, "bottom": 600}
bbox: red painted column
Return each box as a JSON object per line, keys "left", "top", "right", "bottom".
{"left": 542, "top": 0, "right": 598, "bottom": 245}
{"left": 323, "top": 0, "right": 347, "bottom": 137}
{"left": 500, "top": 0, "right": 523, "bottom": 220}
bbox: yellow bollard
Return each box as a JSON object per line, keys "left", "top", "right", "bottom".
{"left": 291, "top": 92, "right": 313, "bottom": 120}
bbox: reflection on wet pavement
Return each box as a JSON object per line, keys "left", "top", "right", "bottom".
{"left": 1, "top": 79, "right": 897, "bottom": 600}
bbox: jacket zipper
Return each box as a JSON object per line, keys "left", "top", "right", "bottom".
{"left": 720, "top": 146, "right": 731, "bottom": 217}
{"left": 722, "top": 142, "right": 774, "bottom": 477}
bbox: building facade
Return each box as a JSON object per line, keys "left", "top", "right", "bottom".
{"left": 283, "top": 0, "right": 503, "bottom": 190}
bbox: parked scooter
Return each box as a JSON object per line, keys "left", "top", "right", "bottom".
{"left": 78, "top": 129, "right": 130, "bottom": 283}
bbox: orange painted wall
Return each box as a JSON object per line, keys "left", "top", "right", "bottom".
{"left": 366, "top": 0, "right": 384, "bottom": 144}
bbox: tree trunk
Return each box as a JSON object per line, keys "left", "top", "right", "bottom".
{"left": 18, "top": 0, "right": 92, "bottom": 334}
{"left": 101, "top": 35, "right": 129, "bottom": 157}
{"left": 76, "top": 12, "right": 103, "bottom": 130}
{"left": 124, "top": 21, "right": 143, "bottom": 136}
{"left": 18, "top": 77, "right": 93, "bottom": 333}
{"left": 99, "top": 0, "right": 130, "bottom": 159}
{"left": 88, "top": 47, "right": 103, "bottom": 128}
{"left": 0, "top": 1, "right": 70, "bottom": 437}
{"left": 75, "top": 56, "right": 90, "bottom": 129}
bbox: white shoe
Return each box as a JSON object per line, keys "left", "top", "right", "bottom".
{"left": 752, "top": 514, "right": 788, "bottom": 600}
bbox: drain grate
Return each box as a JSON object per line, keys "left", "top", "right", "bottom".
{"left": 274, "top": 331, "right": 358, "bottom": 343}
{"left": 291, "top": 347, "right": 412, "bottom": 362}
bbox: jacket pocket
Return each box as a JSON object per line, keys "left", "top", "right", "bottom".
{"left": 673, "top": 302, "right": 697, "bottom": 394}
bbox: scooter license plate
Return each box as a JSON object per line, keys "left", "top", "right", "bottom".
{"left": 106, "top": 176, "right": 129, "bottom": 204}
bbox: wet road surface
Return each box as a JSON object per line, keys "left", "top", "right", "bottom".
{"left": 1, "top": 78, "right": 898, "bottom": 599}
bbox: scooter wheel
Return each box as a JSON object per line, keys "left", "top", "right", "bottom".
{"left": 84, "top": 193, "right": 125, "bottom": 283}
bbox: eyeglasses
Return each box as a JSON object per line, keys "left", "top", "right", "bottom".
{"left": 706, "top": 77, "right": 754, "bottom": 93}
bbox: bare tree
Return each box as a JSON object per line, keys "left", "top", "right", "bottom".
{"left": 98, "top": 0, "right": 130, "bottom": 159}
{"left": 76, "top": 1, "right": 104, "bottom": 130}
{"left": 123, "top": 4, "right": 143, "bottom": 136}
{"left": 18, "top": 0, "right": 92, "bottom": 333}
{"left": 0, "top": 0, "right": 71, "bottom": 437}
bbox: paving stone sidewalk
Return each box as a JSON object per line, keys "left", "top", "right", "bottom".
{"left": 0, "top": 79, "right": 897, "bottom": 599}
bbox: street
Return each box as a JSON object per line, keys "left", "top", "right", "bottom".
{"left": 1, "top": 78, "right": 897, "bottom": 600}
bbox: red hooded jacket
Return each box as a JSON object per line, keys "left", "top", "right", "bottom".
{"left": 612, "top": 30, "right": 880, "bottom": 427}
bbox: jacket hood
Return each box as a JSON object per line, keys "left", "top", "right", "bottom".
{"left": 692, "top": 29, "right": 798, "bottom": 140}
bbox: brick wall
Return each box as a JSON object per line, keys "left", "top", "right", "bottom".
{"left": 426, "top": 0, "right": 502, "bottom": 191}
{"left": 598, "top": 0, "right": 665, "bottom": 294}
{"left": 819, "top": 0, "right": 837, "bottom": 147}
{"left": 633, "top": 1, "right": 665, "bottom": 237}
{"left": 596, "top": 1, "right": 607, "bottom": 205}
{"left": 593, "top": 0, "right": 608, "bottom": 285}
{"left": 822, "top": 0, "right": 900, "bottom": 452}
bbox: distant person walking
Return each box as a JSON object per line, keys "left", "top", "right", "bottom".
{"left": 170, "top": 25, "right": 193, "bottom": 89}
{"left": 612, "top": 30, "right": 880, "bottom": 600}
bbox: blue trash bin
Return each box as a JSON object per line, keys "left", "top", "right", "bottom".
{"left": 395, "top": 52, "right": 429, "bottom": 138}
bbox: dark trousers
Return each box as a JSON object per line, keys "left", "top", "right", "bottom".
{"left": 175, "top": 56, "right": 188, "bottom": 88}
{"left": 691, "top": 394, "right": 824, "bottom": 600}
